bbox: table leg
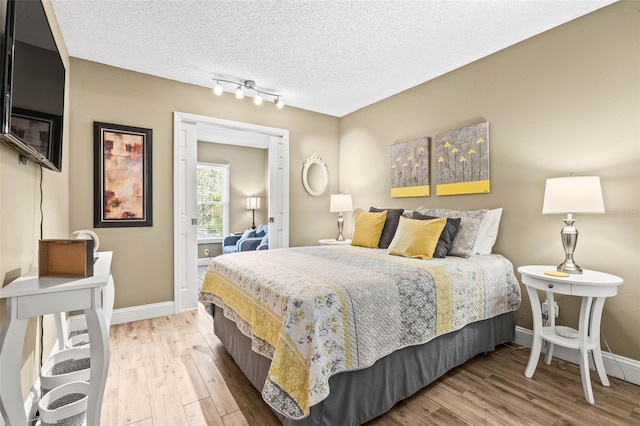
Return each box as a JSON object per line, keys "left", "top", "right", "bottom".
{"left": 85, "top": 287, "right": 110, "bottom": 425}
{"left": 525, "top": 286, "right": 543, "bottom": 378}
{"left": 544, "top": 291, "right": 556, "bottom": 365}
{"left": 579, "top": 296, "right": 595, "bottom": 404}
{"left": 590, "top": 297, "right": 610, "bottom": 387}
{"left": 0, "top": 297, "right": 29, "bottom": 426}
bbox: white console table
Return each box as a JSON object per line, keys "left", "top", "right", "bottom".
{"left": 0, "top": 251, "right": 113, "bottom": 426}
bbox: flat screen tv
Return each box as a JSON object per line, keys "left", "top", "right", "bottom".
{"left": 0, "top": 0, "right": 65, "bottom": 172}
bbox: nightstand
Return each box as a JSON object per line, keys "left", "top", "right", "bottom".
{"left": 518, "top": 265, "right": 623, "bottom": 404}
{"left": 318, "top": 239, "right": 351, "bottom": 245}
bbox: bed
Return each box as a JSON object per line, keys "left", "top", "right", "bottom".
{"left": 199, "top": 237, "right": 521, "bottom": 425}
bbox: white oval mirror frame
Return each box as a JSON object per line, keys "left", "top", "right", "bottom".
{"left": 302, "top": 153, "right": 328, "bottom": 197}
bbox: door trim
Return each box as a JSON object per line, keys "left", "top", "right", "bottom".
{"left": 173, "top": 111, "right": 289, "bottom": 313}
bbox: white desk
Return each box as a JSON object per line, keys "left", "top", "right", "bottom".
{"left": 0, "top": 251, "right": 113, "bottom": 426}
{"left": 518, "top": 265, "right": 623, "bottom": 404}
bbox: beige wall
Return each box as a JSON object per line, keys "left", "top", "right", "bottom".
{"left": 0, "top": 0, "right": 70, "bottom": 399}
{"left": 197, "top": 142, "right": 268, "bottom": 258}
{"left": 68, "top": 59, "right": 340, "bottom": 309}
{"left": 340, "top": 1, "right": 639, "bottom": 360}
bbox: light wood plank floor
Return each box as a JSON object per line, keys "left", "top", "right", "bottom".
{"left": 102, "top": 305, "right": 640, "bottom": 425}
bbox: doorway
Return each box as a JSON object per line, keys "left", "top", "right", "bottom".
{"left": 173, "top": 112, "right": 290, "bottom": 312}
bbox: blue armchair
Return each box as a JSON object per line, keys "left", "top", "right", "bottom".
{"left": 222, "top": 225, "right": 269, "bottom": 254}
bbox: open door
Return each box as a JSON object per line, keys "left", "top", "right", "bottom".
{"left": 173, "top": 112, "right": 289, "bottom": 313}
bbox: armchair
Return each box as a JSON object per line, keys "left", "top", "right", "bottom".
{"left": 222, "top": 225, "right": 269, "bottom": 254}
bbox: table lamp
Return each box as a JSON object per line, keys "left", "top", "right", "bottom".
{"left": 246, "top": 195, "right": 260, "bottom": 229}
{"left": 542, "top": 175, "right": 604, "bottom": 274}
{"left": 329, "top": 194, "right": 353, "bottom": 241}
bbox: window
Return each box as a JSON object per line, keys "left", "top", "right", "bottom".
{"left": 197, "top": 163, "right": 229, "bottom": 242}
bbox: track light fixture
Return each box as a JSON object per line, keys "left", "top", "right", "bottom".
{"left": 212, "top": 78, "right": 284, "bottom": 109}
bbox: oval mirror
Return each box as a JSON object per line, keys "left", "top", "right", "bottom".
{"left": 302, "top": 153, "right": 328, "bottom": 197}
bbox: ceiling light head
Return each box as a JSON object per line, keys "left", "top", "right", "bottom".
{"left": 254, "top": 93, "right": 263, "bottom": 106}
{"left": 235, "top": 85, "right": 244, "bottom": 99}
{"left": 213, "top": 81, "right": 223, "bottom": 96}
{"left": 275, "top": 97, "right": 284, "bottom": 109}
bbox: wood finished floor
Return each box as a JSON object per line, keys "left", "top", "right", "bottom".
{"left": 102, "top": 305, "right": 640, "bottom": 425}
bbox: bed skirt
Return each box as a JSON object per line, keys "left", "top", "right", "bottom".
{"left": 210, "top": 303, "right": 515, "bottom": 426}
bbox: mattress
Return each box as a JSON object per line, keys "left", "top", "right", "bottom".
{"left": 199, "top": 245, "right": 520, "bottom": 421}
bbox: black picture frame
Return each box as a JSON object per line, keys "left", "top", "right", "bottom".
{"left": 94, "top": 122, "right": 153, "bottom": 228}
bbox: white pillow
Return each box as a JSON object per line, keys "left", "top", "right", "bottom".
{"left": 472, "top": 208, "right": 503, "bottom": 255}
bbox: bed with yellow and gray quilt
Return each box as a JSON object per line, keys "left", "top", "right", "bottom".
{"left": 199, "top": 207, "right": 520, "bottom": 425}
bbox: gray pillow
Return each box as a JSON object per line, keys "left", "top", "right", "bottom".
{"left": 415, "top": 208, "right": 487, "bottom": 257}
{"left": 412, "top": 212, "right": 461, "bottom": 258}
{"left": 369, "top": 207, "right": 405, "bottom": 249}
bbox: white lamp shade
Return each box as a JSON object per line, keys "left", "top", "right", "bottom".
{"left": 246, "top": 196, "right": 260, "bottom": 210}
{"left": 330, "top": 194, "right": 353, "bottom": 213}
{"left": 542, "top": 176, "right": 605, "bottom": 214}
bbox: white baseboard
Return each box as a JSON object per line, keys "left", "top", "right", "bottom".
{"left": 110, "top": 301, "right": 175, "bottom": 325}
{"left": 515, "top": 326, "right": 640, "bottom": 386}
{"left": 69, "top": 301, "right": 176, "bottom": 330}
{"left": 198, "top": 257, "right": 212, "bottom": 266}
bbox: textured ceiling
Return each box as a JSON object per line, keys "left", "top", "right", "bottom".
{"left": 50, "top": 0, "right": 615, "bottom": 117}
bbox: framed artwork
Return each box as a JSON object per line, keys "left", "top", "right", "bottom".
{"left": 390, "top": 137, "right": 430, "bottom": 197}
{"left": 10, "top": 107, "right": 62, "bottom": 159}
{"left": 94, "top": 122, "right": 153, "bottom": 227}
{"left": 435, "top": 122, "right": 489, "bottom": 196}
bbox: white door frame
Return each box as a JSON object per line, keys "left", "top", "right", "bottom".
{"left": 173, "top": 111, "right": 290, "bottom": 313}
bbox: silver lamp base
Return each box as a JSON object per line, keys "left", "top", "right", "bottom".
{"left": 336, "top": 212, "right": 345, "bottom": 241}
{"left": 558, "top": 214, "right": 582, "bottom": 274}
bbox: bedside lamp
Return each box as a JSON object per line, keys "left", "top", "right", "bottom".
{"left": 542, "top": 175, "right": 605, "bottom": 274}
{"left": 329, "top": 194, "right": 353, "bottom": 241}
{"left": 246, "top": 195, "right": 260, "bottom": 229}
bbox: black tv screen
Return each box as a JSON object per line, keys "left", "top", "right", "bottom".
{"left": 0, "top": 0, "right": 65, "bottom": 172}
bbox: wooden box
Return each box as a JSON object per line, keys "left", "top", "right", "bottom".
{"left": 39, "top": 239, "right": 94, "bottom": 278}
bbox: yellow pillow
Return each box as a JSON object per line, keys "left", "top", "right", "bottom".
{"left": 388, "top": 216, "right": 447, "bottom": 260}
{"left": 351, "top": 210, "right": 388, "bottom": 248}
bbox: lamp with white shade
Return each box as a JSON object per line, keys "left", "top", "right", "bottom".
{"left": 542, "top": 175, "right": 605, "bottom": 274}
{"left": 329, "top": 194, "right": 353, "bottom": 241}
{"left": 246, "top": 195, "right": 261, "bottom": 230}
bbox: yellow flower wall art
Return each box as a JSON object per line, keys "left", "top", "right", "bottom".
{"left": 390, "top": 137, "right": 430, "bottom": 197}
{"left": 435, "top": 122, "right": 490, "bottom": 196}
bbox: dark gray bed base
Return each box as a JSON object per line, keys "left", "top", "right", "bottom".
{"left": 211, "top": 304, "right": 515, "bottom": 426}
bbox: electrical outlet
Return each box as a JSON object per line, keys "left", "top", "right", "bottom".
{"left": 204, "top": 248, "right": 210, "bottom": 257}
{"left": 541, "top": 300, "right": 559, "bottom": 318}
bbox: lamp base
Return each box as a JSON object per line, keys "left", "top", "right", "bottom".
{"left": 558, "top": 214, "right": 583, "bottom": 274}
{"left": 336, "top": 212, "right": 345, "bottom": 241}
{"left": 557, "top": 260, "right": 582, "bottom": 274}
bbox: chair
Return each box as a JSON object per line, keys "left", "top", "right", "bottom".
{"left": 222, "top": 225, "right": 269, "bottom": 254}
{"left": 257, "top": 233, "right": 269, "bottom": 250}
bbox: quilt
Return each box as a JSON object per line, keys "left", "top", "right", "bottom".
{"left": 199, "top": 245, "right": 520, "bottom": 420}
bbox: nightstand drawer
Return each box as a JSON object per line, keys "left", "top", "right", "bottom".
{"left": 521, "top": 275, "right": 572, "bottom": 295}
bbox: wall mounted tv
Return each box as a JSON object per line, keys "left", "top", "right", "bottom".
{"left": 0, "top": 0, "right": 65, "bottom": 172}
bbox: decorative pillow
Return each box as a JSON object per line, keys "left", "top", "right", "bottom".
{"left": 369, "top": 207, "right": 405, "bottom": 249}
{"left": 255, "top": 229, "right": 266, "bottom": 238}
{"left": 412, "top": 212, "right": 461, "bottom": 258}
{"left": 472, "top": 208, "right": 503, "bottom": 255}
{"left": 241, "top": 229, "right": 256, "bottom": 240}
{"left": 351, "top": 210, "right": 388, "bottom": 248}
{"left": 388, "top": 216, "right": 447, "bottom": 260}
{"left": 414, "top": 208, "right": 488, "bottom": 257}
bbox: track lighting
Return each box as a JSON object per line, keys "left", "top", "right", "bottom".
{"left": 213, "top": 81, "right": 223, "bottom": 96}
{"left": 212, "top": 78, "right": 284, "bottom": 109}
